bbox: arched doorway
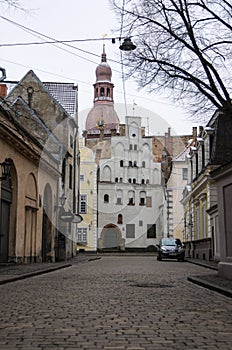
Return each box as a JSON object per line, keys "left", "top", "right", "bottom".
{"left": 24, "top": 174, "right": 38, "bottom": 263}
{"left": 0, "top": 159, "right": 17, "bottom": 263}
{"left": 101, "top": 224, "right": 122, "bottom": 250}
{"left": 42, "top": 184, "right": 53, "bottom": 262}
{"left": 0, "top": 172, "right": 12, "bottom": 262}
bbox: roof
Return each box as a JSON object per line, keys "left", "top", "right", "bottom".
{"left": 43, "top": 82, "right": 78, "bottom": 117}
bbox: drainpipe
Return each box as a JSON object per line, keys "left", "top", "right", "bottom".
{"left": 73, "top": 128, "right": 77, "bottom": 214}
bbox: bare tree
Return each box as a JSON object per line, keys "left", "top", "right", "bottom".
{"left": 111, "top": 0, "right": 232, "bottom": 119}
{"left": 0, "top": 0, "right": 25, "bottom": 11}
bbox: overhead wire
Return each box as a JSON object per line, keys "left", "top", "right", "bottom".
{"left": 0, "top": 15, "right": 124, "bottom": 72}
{"left": 0, "top": 15, "right": 188, "bottom": 113}
{"left": 119, "top": 0, "right": 128, "bottom": 116}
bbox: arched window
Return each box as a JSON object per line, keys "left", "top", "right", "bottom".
{"left": 134, "top": 145, "right": 137, "bottom": 150}
{"left": 128, "top": 190, "right": 135, "bottom": 205}
{"left": 139, "top": 191, "right": 146, "bottom": 206}
{"left": 115, "top": 177, "right": 118, "bottom": 183}
{"left": 129, "top": 161, "right": 133, "bottom": 167}
{"left": 117, "top": 214, "right": 123, "bottom": 224}
{"left": 141, "top": 179, "right": 145, "bottom": 184}
{"left": 104, "top": 194, "right": 109, "bottom": 203}
{"left": 116, "top": 190, "right": 123, "bottom": 205}
{"left": 142, "top": 161, "right": 146, "bottom": 168}
{"left": 146, "top": 179, "right": 150, "bottom": 184}
{"left": 107, "top": 87, "right": 110, "bottom": 96}
{"left": 134, "top": 161, "right": 137, "bottom": 167}
{"left": 129, "top": 144, "right": 133, "bottom": 150}
{"left": 102, "top": 165, "right": 111, "bottom": 182}
{"left": 120, "top": 160, "right": 124, "bottom": 167}
{"left": 128, "top": 178, "right": 132, "bottom": 183}
{"left": 133, "top": 178, "right": 136, "bottom": 184}
{"left": 100, "top": 87, "right": 105, "bottom": 96}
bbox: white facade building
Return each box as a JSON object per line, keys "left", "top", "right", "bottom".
{"left": 97, "top": 116, "right": 166, "bottom": 250}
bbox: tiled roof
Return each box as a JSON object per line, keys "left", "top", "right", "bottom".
{"left": 43, "top": 82, "right": 78, "bottom": 117}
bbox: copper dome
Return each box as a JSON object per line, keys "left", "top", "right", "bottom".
{"left": 85, "top": 104, "right": 119, "bottom": 131}
{"left": 95, "top": 62, "right": 112, "bottom": 82}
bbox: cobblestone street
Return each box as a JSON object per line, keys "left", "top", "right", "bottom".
{"left": 0, "top": 256, "right": 232, "bottom": 349}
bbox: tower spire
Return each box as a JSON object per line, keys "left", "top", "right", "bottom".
{"left": 102, "top": 44, "right": 106, "bottom": 62}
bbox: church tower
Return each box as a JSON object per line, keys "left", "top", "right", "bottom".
{"left": 85, "top": 45, "right": 119, "bottom": 137}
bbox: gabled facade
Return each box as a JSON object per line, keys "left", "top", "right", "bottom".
{"left": 0, "top": 70, "right": 80, "bottom": 263}
{"left": 97, "top": 116, "right": 166, "bottom": 250}
{"left": 0, "top": 93, "right": 61, "bottom": 263}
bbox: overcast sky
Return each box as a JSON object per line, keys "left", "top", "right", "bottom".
{"left": 0, "top": 0, "right": 196, "bottom": 135}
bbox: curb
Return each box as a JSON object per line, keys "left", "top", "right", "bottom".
{"left": 187, "top": 276, "right": 232, "bottom": 298}
{"left": 0, "top": 263, "right": 72, "bottom": 285}
{"left": 186, "top": 258, "right": 218, "bottom": 271}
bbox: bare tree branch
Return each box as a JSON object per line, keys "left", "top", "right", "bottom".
{"left": 111, "top": 0, "right": 232, "bottom": 120}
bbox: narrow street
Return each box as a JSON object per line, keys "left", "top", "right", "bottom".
{"left": 0, "top": 256, "right": 232, "bottom": 349}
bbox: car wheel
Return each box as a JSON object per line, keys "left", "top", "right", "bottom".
{"left": 157, "top": 256, "right": 162, "bottom": 261}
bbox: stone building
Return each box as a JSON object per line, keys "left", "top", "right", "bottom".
{"left": 0, "top": 70, "right": 80, "bottom": 263}
{"left": 77, "top": 139, "right": 97, "bottom": 252}
{"left": 97, "top": 115, "right": 166, "bottom": 250}
{"left": 81, "top": 46, "right": 166, "bottom": 250}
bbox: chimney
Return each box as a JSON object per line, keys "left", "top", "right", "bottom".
{"left": 0, "top": 84, "right": 7, "bottom": 98}
{"left": 192, "top": 127, "right": 197, "bottom": 138}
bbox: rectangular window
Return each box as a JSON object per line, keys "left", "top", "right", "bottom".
{"left": 139, "top": 220, "right": 143, "bottom": 227}
{"left": 147, "top": 224, "right": 156, "bottom": 238}
{"left": 126, "top": 224, "right": 135, "bottom": 238}
{"left": 70, "top": 134, "right": 73, "bottom": 148}
{"left": 79, "top": 194, "right": 87, "bottom": 214}
{"left": 80, "top": 174, "right": 85, "bottom": 181}
{"left": 69, "top": 164, "right": 73, "bottom": 189}
{"left": 195, "top": 206, "right": 200, "bottom": 240}
{"left": 202, "top": 202, "right": 206, "bottom": 238}
{"left": 77, "top": 227, "right": 88, "bottom": 243}
{"left": 182, "top": 168, "right": 188, "bottom": 180}
{"left": 146, "top": 197, "right": 152, "bottom": 207}
{"left": 116, "top": 198, "right": 122, "bottom": 205}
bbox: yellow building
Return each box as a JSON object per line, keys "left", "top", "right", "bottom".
{"left": 0, "top": 70, "right": 79, "bottom": 263}
{"left": 77, "top": 139, "right": 97, "bottom": 252}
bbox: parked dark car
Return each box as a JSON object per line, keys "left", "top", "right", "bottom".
{"left": 156, "top": 237, "right": 185, "bottom": 261}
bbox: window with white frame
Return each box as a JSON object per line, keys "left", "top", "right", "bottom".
{"left": 77, "top": 227, "right": 88, "bottom": 243}
{"left": 195, "top": 206, "right": 200, "bottom": 240}
{"left": 139, "top": 191, "right": 146, "bottom": 205}
{"left": 182, "top": 168, "right": 188, "bottom": 180}
{"left": 80, "top": 174, "right": 85, "bottom": 181}
{"left": 79, "top": 194, "right": 87, "bottom": 214}
{"left": 201, "top": 201, "right": 206, "bottom": 238}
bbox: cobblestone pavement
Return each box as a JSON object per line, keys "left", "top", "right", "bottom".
{"left": 0, "top": 256, "right": 232, "bottom": 349}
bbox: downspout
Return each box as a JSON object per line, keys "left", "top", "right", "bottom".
{"left": 73, "top": 127, "right": 77, "bottom": 214}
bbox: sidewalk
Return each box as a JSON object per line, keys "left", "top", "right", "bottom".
{"left": 186, "top": 258, "right": 232, "bottom": 298}
{"left": 0, "top": 255, "right": 232, "bottom": 298}
{"left": 0, "top": 254, "right": 99, "bottom": 285}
